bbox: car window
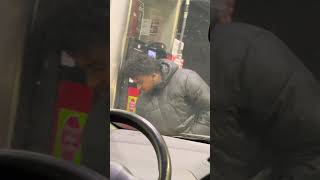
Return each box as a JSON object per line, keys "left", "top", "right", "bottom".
{"left": 111, "top": 0, "right": 210, "bottom": 139}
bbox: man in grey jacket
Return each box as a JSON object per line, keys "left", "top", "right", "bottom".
{"left": 124, "top": 53, "right": 210, "bottom": 136}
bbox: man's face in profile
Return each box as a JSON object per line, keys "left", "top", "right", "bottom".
{"left": 132, "top": 73, "right": 159, "bottom": 93}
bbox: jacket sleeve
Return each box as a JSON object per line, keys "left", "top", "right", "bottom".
{"left": 135, "top": 96, "right": 146, "bottom": 118}
{"left": 243, "top": 31, "right": 320, "bottom": 177}
{"left": 184, "top": 70, "right": 210, "bottom": 135}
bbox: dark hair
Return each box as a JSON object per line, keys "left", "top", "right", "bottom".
{"left": 37, "top": 0, "right": 109, "bottom": 53}
{"left": 124, "top": 53, "right": 161, "bottom": 78}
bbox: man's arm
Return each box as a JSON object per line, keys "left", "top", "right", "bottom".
{"left": 184, "top": 70, "right": 210, "bottom": 135}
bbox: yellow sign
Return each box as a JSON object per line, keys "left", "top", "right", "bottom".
{"left": 126, "top": 96, "right": 138, "bottom": 113}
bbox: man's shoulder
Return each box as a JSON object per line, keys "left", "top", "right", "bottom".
{"left": 213, "top": 22, "right": 273, "bottom": 43}
{"left": 177, "top": 68, "right": 198, "bottom": 76}
{"left": 172, "top": 68, "right": 202, "bottom": 83}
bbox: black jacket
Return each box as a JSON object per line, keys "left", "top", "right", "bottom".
{"left": 212, "top": 23, "right": 320, "bottom": 180}
{"left": 136, "top": 60, "right": 210, "bottom": 136}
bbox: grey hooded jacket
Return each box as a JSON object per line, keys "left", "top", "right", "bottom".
{"left": 136, "top": 60, "right": 210, "bottom": 136}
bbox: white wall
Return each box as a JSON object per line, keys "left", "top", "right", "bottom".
{"left": 141, "top": 0, "right": 182, "bottom": 51}
{"left": 110, "top": 0, "right": 131, "bottom": 108}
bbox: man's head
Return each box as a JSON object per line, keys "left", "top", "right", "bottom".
{"left": 124, "top": 53, "right": 162, "bottom": 93}
{"left": 212, "top": 0, "right": 235, "bottom": 24}
{"left": 210, "top": 0, "right": 236, "bottom": 41}
{"left": 41, "top": 0, "right": 108, "bottom": 92}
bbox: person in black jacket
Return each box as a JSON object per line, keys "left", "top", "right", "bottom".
{"left": 211, "top": 11, "right": 320, "bottom": 180}
{"left": 124, "top": 53, "right": 210, "bottom": 136}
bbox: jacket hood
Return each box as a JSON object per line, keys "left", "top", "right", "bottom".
{"left": 154, "top": 59, "right": 178, "bottom": 90}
